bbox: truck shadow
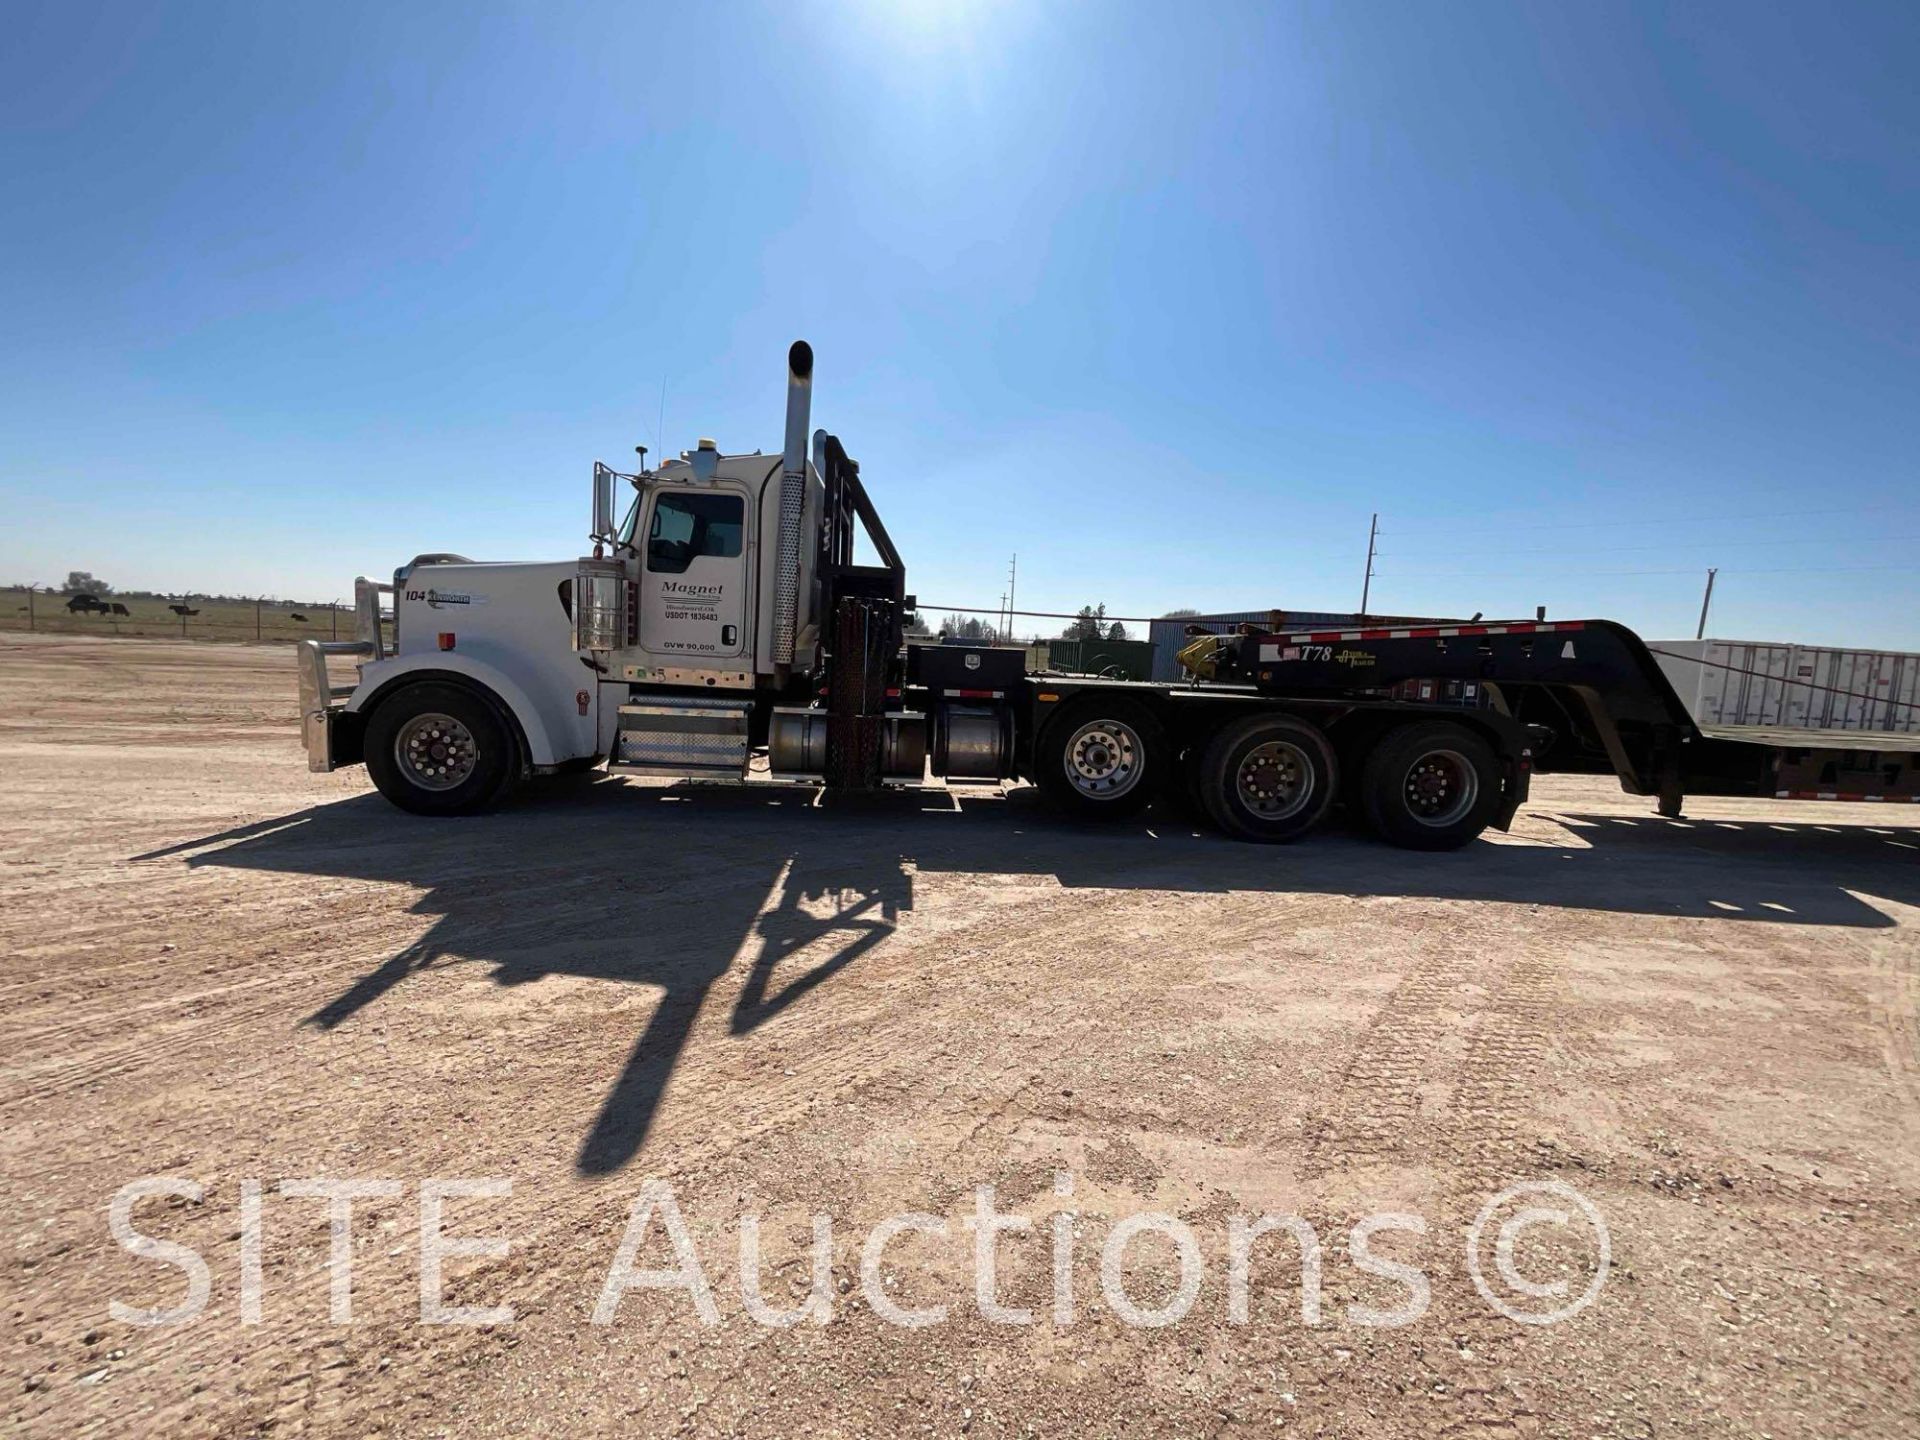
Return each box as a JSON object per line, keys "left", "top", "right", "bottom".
{"left": 134, "top": 781, "right": 1920, "bottom": 1174}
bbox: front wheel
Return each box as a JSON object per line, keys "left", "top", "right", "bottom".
{"left": 1035, "top": 698, "right": 1166, "bottom": 819}
{"left": 364, "top": 682, "right": 513, "bottom": 816}
{"left": 1198, "top": 714, "right": 1338, "bottom": 842}
{"left": 1359, "top": 721, "right": 1501, "bottom": 850}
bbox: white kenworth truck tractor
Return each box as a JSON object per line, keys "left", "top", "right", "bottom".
{"left": 303, "top": 341, "right": 1913, "bottom": 846}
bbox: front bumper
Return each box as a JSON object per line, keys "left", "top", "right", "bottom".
{"left": 296, "top": 577, "right": 389, "bottom": 773}
{"left": 298, "top": 639, "right": 376, "bottom": 772}
{"left": 300, "top": 701, "right": 367, "bottom": 773}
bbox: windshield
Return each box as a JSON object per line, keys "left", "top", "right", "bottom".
{"left": 615, "top": 490, "right": 642, "bottom": 548}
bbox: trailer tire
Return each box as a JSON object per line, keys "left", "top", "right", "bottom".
{"left": 1036, "top": 698, "right": 1165, "bottom": 819}
{"left": 1198, "top": 714, "right": 1338, "bottom": 843}
{"left": 364, "top": 682, "right": 513, "bottom": 816}
{"left": 1360, "top": 721, "right": 1500, "bottom": 850}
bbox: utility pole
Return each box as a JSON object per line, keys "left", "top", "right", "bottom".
{"left": 1695, "top": 567, "right": 1718, "bottom": 640}
{"left": 1360, "top": 513, "right": 1379, "bottom": 614}
{"left": 25, "top": 585, "right": 34, "bottom": 633}
{"left": 1007, "top": 554, "right": 1017, "bottom": 643}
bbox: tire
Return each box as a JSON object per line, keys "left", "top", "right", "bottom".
{"left": 1035, "top": 697, "right": 1166, "bottom": 820}
{"left": 1198, "top": 713, "right": 1338, "bottom": 843}
{"left": 1359, "top": 721, "right": 1501, "bottom": 850}
{"left": 364, "top": 681, "right": 513, "bottom": 816}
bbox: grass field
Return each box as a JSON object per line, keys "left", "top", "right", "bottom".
{"left": 0, "top": 588, "right": 376, "bottom": 645}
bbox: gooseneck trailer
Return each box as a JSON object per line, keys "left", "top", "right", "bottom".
{"left": 298, "top": 342, "right": 1920, "bottom": 848}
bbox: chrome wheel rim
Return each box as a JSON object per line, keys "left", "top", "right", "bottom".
{"left": 1234, "top": 740, "right": 1315, "bottom": 820}
{"left": 1404, "top": 748, "right": 1478, "bottom": 826}
{"left": 395, "top": 713, "right": 478, "bottom": 791}
{"left": 1064, "top": 719, "right": 1144, "bottom": 800}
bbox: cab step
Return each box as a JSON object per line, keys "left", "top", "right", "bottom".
{"left": 610, "top": 695, "right": 753, "bottom": 780}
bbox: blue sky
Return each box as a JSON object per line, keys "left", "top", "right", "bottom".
{"left": 3, "top": 2, "right": 1917, "bottom": 646}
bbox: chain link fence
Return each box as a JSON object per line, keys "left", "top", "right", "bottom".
{"left": 1, "top": 589, "right": 393, "bottom": 647}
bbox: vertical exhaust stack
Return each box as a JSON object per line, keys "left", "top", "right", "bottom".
{"left": 771, "top": 340, "right": 813, "bottom": 680}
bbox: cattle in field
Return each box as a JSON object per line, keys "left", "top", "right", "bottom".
{"left": 109, "top": 603, "right": 131, "bottom": 616}
{"left": 167, "top": 604, "right": 200, "bottom": 617}
{"left": 290, "top": 613, "right": 308, "bottom": 623}
{"left": 67, "top": 594, "right": 108, "bottom": 614}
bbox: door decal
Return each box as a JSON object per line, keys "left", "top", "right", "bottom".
{"left": 640, "top": 489, "right": 748, "bottom": 658}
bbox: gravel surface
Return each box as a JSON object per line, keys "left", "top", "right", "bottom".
{"left": 3, "top": 632, "right": 1916, "bottom": 1437}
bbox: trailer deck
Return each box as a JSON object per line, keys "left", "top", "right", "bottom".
{"left": 1695, "top": 723, "right": 1920, "bottom": 752}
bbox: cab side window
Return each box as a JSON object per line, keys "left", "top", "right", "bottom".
{"left": 647, "top": 492, "right": 744, "bottom": 574}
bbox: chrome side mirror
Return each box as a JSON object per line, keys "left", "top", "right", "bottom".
{"left": 591, "top": 463, "right": 615, "bottom": 541}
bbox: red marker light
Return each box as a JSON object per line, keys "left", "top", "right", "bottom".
{"left": 437, "top": 632, "right": 456, "bottom": 651}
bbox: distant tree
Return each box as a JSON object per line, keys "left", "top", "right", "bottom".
{"left": 1160, "top": 607, "right": 1201, "bottom": 619}
{"left": 65, "top": 570, "right": 111, "bottom": 597}
{"left": 1062, "top": 604, "right": 1108, "bottom": 641}
{"left": 905, "top": 613, "right": 932, "bottom": 637}
{"left": 1107, "top": 621, "right": 1129, "bottom": 641}
{"left": 932, "top": 613, "right": 1013, "bottom": 644}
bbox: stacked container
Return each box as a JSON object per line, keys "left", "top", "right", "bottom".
{"left": 1650, "top": 638, "right": 1920, "bottom": 735}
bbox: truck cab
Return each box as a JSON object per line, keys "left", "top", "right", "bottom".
{"left": 300, "top": 340, "right": 917, "bottom": 806}
{"left": 603, "top": 435, "right": 825, "bottom": 688}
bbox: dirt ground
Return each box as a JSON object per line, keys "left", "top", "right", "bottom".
{"left": 3, "top": 632, "right": 1916, "bottom": 1438}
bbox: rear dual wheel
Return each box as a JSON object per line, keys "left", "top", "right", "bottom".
{"left": 1036, "top": 699, "right": 1166, "bottom": 819}
{"left": 1358, "top": 722, "right": 1500, "bottom": 850}
{"left": 1032, "top": 701, "right": 1499, "bottom": 852}
{"left": 1193, "top": 714, "right": 1498, "bottom": 848}
{"left": 1197, "top": 715, "right": 1338, "bottom": 842}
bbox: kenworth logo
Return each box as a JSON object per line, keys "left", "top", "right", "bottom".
{"left": 405, "top": 588, "right": 485, "bottom": 609}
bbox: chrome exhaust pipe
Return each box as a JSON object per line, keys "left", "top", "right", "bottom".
{"left": 771, "top": 340, "right": 813, "bottom": 675}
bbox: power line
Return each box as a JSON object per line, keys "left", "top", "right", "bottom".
{"left": 1379, "top": 534, "right": 1920, "bottom": 559}
{"left": 922, "top": 603, "right": 1162, "bottom": 625}
{"left": 1381, "top": 502, "right": 1915, "bottom": 535}
{"left": 1383, "top": 568, "right": 1703, "bottom": 579}
{"left": 1381, "top": 563, "right": 1920, "bottom": 580}
{"left": 931, "top": 561, "right": 1920, "bottom": 621}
